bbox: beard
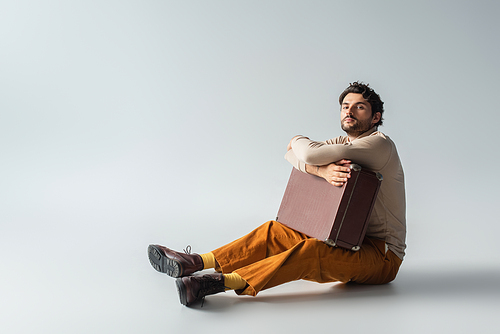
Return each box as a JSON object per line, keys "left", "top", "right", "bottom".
{"left": 341, "top": 117, "right": 373, "bottom": 137}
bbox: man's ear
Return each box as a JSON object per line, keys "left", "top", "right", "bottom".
{"left": 372, "top": 112, "right": 381, "bottom": 125}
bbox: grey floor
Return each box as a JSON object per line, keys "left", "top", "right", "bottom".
{"left": 3, "top": 220, "right": 499, "bottom": 334}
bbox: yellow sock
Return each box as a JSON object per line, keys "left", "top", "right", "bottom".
{"left": 223, "top": 272, "right": 248, "bottom": 291}
{"left": 200, "top": 252, "right": 216, "bottom": 270}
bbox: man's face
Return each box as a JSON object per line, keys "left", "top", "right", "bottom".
{"left": 340, "top": 93, "right": 380, "bottom": 137}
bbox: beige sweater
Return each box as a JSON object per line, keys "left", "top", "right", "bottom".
{"left": 285, "top": 127, "right": 406, "bottom": 260}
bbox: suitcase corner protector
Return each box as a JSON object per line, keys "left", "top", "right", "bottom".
{"left": 324, "top": 239, "right": 336, "bottom": 247}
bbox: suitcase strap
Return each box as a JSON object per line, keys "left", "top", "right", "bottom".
{"left": 332, "top": 171, "right": 361, "bottom": 245}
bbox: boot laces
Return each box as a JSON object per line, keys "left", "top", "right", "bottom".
{"left": 198, "top": 275, "right": 225, "bottom": 294}
{"left": 197, "top": 275, "right": 227, "bottom": 307}
{"left": 183, "top": 245, "right": 192, "bottom": 254}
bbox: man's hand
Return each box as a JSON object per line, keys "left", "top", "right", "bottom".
{"left": 306, "top": 159, "right": 352, "bottom": 187}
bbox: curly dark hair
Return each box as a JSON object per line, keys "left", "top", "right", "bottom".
{"left": 338, "top": 82, "right": 384, "bottom": 127}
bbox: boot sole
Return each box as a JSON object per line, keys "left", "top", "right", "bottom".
{"left": 148, "top": 245, "right": 182, "bottom": 277}
{"left": 176, "top": 278, "right": 189, "bottom": 306}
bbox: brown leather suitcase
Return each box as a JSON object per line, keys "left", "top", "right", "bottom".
{"left": 276, "top": 164, "right": 382, "bottom": 251}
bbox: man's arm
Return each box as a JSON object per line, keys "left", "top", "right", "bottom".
{"left": 290, "top": 134, "right": 391, "bottom": 171}
{"left": 286, "top": 138, "right": 351, "bottom": 187}
{"left": 305, "top": 160, "right": 352, "bottom": 187}
{"left": 287, "top": 135, "right": 305, "bottom": 151}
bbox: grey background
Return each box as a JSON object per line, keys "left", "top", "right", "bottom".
{"left": 1, "top": 1, "right": 499, "bottom": 333}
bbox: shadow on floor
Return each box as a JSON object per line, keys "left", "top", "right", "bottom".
{"left": 194, "top": 266, "right": 500, "bottom": 310}
{"left": 391, "top": 266, "right": 500, "bottom": 299}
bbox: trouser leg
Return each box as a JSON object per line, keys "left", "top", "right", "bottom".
{"left": 211, "top": 220, "right": 309, "bottom": 273}
{"left": 213, "top": 221, "right": 402, "bottom": 297}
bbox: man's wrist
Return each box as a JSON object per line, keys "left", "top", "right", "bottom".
{"left": 305, "top": 164, "right": 320, "bottom": 176}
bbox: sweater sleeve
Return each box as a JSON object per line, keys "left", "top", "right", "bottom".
{"left": 284, "top": 149, "right": 307, "bottom": 173}
{"left": 290, "top": 134, "right": 392, "bottom": 171}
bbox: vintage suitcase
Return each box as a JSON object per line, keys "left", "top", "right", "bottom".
{"left": 276, "top": 164, "right": 382, "bottom": 251}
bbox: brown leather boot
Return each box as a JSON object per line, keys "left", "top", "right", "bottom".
{"left": 176, "top": 273, "right": 226, "bottom": 306}
{"left": 148, "top": 244, "right": 203, "bottom": 277}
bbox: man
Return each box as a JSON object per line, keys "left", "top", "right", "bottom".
{"left": 148, "top": 82, "right": 406, "bottom": 306}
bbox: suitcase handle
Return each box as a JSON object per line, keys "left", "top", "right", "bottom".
{"left": 350, "top": 164, "right": 383, "bottom": 181}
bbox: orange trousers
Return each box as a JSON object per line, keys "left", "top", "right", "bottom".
{"left": 212, "top": 221, "right": 402, "bottom": 296}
